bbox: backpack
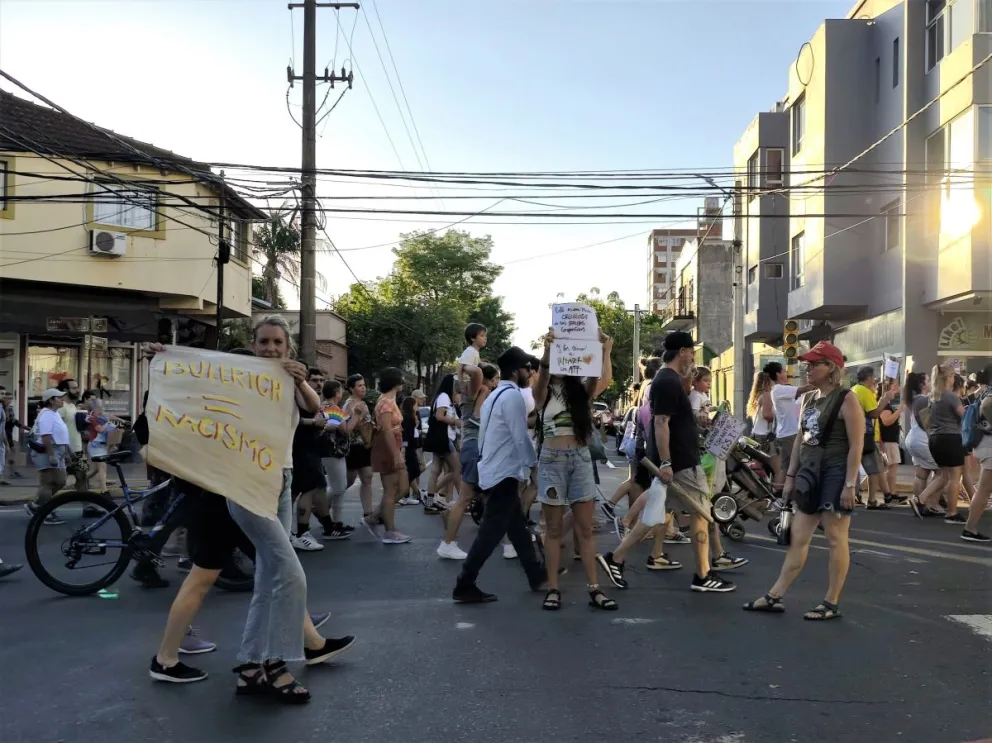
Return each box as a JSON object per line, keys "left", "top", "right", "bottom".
{"left": 961, "top": 390, "right": 990, "bottom": 450}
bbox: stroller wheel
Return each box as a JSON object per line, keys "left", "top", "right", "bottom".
{"left": 767, "top": 516, "right": 781, "bottom": 538}
{"left": 726, "top": 522, "right": 746, "bottom": 541}
{"left": 711, "top": 494, "right": 739, "bottom": 524}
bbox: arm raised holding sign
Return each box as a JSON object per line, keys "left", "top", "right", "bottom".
{"left": 585, "top": 330, "right": 613, "bottom": 400}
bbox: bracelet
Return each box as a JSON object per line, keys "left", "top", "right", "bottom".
{"left": 659, "top": 460, "right": 672, "bottom": 468}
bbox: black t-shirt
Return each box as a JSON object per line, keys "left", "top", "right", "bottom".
{"left": 879, "top": 401, "right": 900, "bottom": 443}
{"left": 647, "top": 367, "right": 700, "bottom": 473}
{"left": 293, "top": 409, "right": 326, "bottom": 468}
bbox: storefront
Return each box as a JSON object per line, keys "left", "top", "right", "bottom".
{"left": 936, "top": 312, "right": 992, "bottom": 376}
{"left": 831, "top": 310, "right": 903, "bottom": 386}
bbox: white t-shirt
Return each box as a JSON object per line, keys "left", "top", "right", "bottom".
{"left": 36, "top": 408, "right": 70, "bottom": 446}
{"left": 519, "top": 387, "right": 536, "bottom": 415}
{"left": 689, "top": 390, "right": 710, "bottom": 414}
{"left": 435, "top": 392, "right": 457, "bottom": 441}
{"left": 458, "top": 346, "right": 481, "bottom": 369}
{"left": 771, "top": 384, "right": 802, "bottom": 438}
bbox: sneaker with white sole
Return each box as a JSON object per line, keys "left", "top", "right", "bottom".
{"left": 711, "top": 552, "right": 749, "bottom": 571}
{"left": 961, "top": 530, "right": 991, "bottom": 543}
{"left": 690, "top": 572, "right": 736, "bottom": 593}
{"left": 613, "top": 516, "right": 628, "bottom": 540}
{"left": 437, "top": 540, "right": 468, "bottom": 560}
{"left": 665, "top": 530, "right": 691, "bottom": 545}
{"left": 503, "top": 543, "right": 517, "bottom": 560}
{"left": 398, "top": 496, "right": 419, "bottom": 506}
{"left": 646, "top": 553, "right": 682, "bottom": 570}
{"left": 149, "top": 657, "right": 207, "bottom": 683}
{"left": 291, "top": 531, "right": 324, "bottom": 551}
{"left": 361, "top": 515, "right": 385, "bottom": 538}
{"left": 600, "top": 501, "right": 617, "bottom": 521}
{"left": 178, "top": 626, "right": 216, "bottom": 655}
{"left": 597, "top": 551, "right": 628, "bottom": 588}
{"left": 382, "top": 530, "right": 412, "bottom": 545}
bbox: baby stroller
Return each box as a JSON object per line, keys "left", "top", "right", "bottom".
{"left": 711, "top": 436, "right": 781, "bottom": 541}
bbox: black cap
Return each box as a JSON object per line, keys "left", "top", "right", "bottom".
{"left": 663, "top": 331, "right": 695, "bottom": 352}
{"left": 498, "top": 346, "right": 540, "bottom": 373}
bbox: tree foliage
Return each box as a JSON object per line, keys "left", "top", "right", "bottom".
{"left": 333, "top": 230, "right": 515, "bottom": 388}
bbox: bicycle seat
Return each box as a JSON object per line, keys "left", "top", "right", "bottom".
{"left": 90, "top": 450, "right": 131, "bottom": 464}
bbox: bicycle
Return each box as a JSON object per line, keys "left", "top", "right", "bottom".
{"left": 24, "top": 450, "right": 253, "bottom": 596}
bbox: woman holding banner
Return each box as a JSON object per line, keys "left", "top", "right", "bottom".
{"left": 532, "top": 327, "right": 616, "bottom": 611}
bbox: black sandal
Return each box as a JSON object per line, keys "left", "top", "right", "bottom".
{"left": 261, "top": 660, "right": 311, "bottom": 704}
{"left": 542, "top": 588, "right": 562, "bottom": 611}
{"left": 233, "top": 663, "right": 268, "bottom": 697}
{"left": 588, "top": 588, "right": 618, "bottom": 611}
{"left": 803, "top": 601, "right": 842, "bottom": 621}
{"left": 742, "top": 593, "right": 785, "bottom": 613}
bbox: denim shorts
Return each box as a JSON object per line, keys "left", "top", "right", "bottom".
{"left": 460, "top": 437, "right": 480, "bottom": 486}
{"left": 537, "top": 445, "right": 596, "bottom": 506}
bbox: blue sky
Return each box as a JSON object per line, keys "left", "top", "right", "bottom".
{"left": 0, "top": 0, "right": 852, "bottom": 348}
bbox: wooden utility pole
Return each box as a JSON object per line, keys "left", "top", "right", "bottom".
{"left": 215, "top": 172, "right": 229, "bottom": 350}
{"left": 288, "top": 0, "right": 357, "bottom": 365}
{"left": 632, "top": 303, "right": 642, "bottom": 385}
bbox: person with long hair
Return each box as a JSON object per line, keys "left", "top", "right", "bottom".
{"left": 318, "top": 379, "right": 362, "bottom": 539}
{"left": 876, "top": 378, "right": 907, "bottom": 504}
{"left": 343, "top": 374, "right": 375, "bottom": 531}
{"left": 532, "top": 327, "right": 616, "bottom": 611}
{"left": 928, "top": 365, "right": 968, "bottom": 524}
{"left": 903, "top": 371, "right": 940, "bottom": 517}
{"left": 290, "top": 368, "right": 329, "bottom": 552}
{"left": 962, "top": 364, "right": 992, "bottom": 542}
{"left": 424, "top": 374, "right": 462, "bottom": 509}
{"left": 369, "top": 367, "right": 412, "bottom": 544}
{"left": 747, "top": 370, "right": 780, "bottom": 486}
{"left": 743, "top": 341, "right": 864, "bottom": 620}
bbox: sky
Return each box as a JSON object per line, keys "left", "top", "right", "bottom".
{"left": 0, "top": 0, "right": 852, "bottom": 349}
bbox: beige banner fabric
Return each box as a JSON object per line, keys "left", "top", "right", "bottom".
{"left": 145, "top": 347, "right": 295, "bottom": 520}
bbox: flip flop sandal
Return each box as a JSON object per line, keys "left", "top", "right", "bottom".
{"left": 742, "top": 593, "right": 785, "bottom": 613}
{"left": 588, "top": 588, "right": 618, "bottom": 611}
{"left": 542, "top": 588, "right": 562, "bottom": 611}
{"left": 803, "top": 601, "right": 842, "bottom": 621}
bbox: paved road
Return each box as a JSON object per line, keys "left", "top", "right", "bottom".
{"left": 0, "top": 453, "right": 990, "bottom": 743}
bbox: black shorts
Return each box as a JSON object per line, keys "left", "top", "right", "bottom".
{"left": 633, "top": 462, "right": 652, "bottom": 490}
{"left": 346, "top": 444, "right": 371, "bottom": 471}
{"left": 183, "top": 484, "right": 255, "bottom": 571}
{"left": 292, "top": 456, "right": 326, "bottom": 495}
{"left": 929, "top": 433, "right": 966, "bottom": 468}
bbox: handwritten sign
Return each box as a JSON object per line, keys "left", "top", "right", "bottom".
{"left": 705, "top": 412, "right": 747, "bottom": 461}
{"left": 552, "top": 303, "right": 599, "bottom": 340}
{"left": 145, "top": 347, "right": 295, "bottom": 520}
{"left": 550, "top": 339, "right": 603, "bottom": 377}
{"left": 883, "top": 354, "right": 900, "bottom": 381}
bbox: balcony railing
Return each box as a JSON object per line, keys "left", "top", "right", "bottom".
{"left": 658, "top": 293, "right": 696, "bottom": 331}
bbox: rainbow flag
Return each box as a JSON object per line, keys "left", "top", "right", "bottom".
{"left": 323, "top": 404, "right": 347, "bottom": 425}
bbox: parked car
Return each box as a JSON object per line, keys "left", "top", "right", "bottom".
{"left": 418, "top": 406, "right": 430, "bottom": 437}
{"left": 592, "top": 401, "right": 615, "bottom": 436}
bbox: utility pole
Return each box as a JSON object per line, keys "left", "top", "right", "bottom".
{"left": 732, "top": 180, "right": 746, "bottom": 417}
{"left": 632, "top": 303, "right": 642, "bottom": 386}
{"left": 215, "top": 173, "right": 229, "bottom": 351}
{"left": 288, "top": 1, "right": 357, "bottom": 365}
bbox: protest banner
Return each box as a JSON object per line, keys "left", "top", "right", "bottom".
{"left": 552, "top": 303, "right": 599, "bottom": 340}
{"left": 550, "top": 339, "right": 603, "bottom": 377}
{"left": 883, "top": 354, "right": 900, "bottom": 381}
{"left": 705, "top": 412, "right": 747, "bottom": 460}
{"left": 145, "top": 347, "right": 295, "bottom": 520}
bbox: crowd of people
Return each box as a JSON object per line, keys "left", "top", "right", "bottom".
{"left": 4, "top": 314, "right": 991, "bottom": 701}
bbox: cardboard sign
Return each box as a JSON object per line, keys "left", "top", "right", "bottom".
{"left": 550, "top": 339, "right": 603, "bottom": 377}
{"left": 145, "top": 347, "right": 295, "bottom": 520}
{"left": 705, "top": 412, "right": 747, "bottom": 461}
{"left": 883, "top": 355, "right": 900, "bottom": 381}
{"left": 552, "top": 303, "right": 599, "bottom": 340}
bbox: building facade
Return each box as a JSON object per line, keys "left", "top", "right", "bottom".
{"left": 740, "top": 0, "right": 991, "bottom": 387}
{"left": 0, "top": 91, "right": 265, "bottom": 423}
{"left": 646, "top": 227, "right": 697, "bottom": 313}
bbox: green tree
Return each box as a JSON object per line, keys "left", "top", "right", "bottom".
{"left": 252, "top": 275, "right": 286, "bottom": 309}
{"left": 468, "top": 295, "right": 515, "bottom": 359}
{"left": 252, "top": 208, "right": 300, "bottom": 309}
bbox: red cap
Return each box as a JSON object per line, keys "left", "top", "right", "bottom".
{"left": 798, "top": 341, "right": 844, "bottom": 368}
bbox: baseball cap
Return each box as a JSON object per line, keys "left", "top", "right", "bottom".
{"left": 498, "top": 346, "right": 540, "bottom": 373}
{"left": 799, "top": 341, "right": 845, "bottom": 368}
{"left": 411, "top": 388, "right": 427, "bottom": 400}
{"left": 42, "top": 388, "right": 66, "bottom": 402}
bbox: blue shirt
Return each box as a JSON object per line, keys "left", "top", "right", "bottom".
{"left": 477, "top": 380, "right": 536, "bottom": 490}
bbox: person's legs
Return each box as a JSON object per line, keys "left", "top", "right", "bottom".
{"left": 296, "top": 489, "right": 315, "bottom": 537}
{"left": 542, "top": 503, "right": 565, "bottom": 591}
{"left": 943, "top": 467, "right": 962, "bottom": 516}
{"left": 357, "top": 466, "right": 374, "bottom": 515}
{"left": 919, "top": 469, "right": 948, "bottom": 509}
{"left": 765, "top": 511, "right": 822, "bottom": 599}
{"left": 36, "top": 468, "right": 67, "bottom": 507}
{"left": 964, "top": 468, "right": 992, "bottom": 535}
{"left": 820, "top": 513, "right": 851, "bottom": 605}
{"left": 776, "top": 435, "right": 796, "bottom": 490}
{"left": 155, "top": 566, "right": 222, "bottom": 667}
{"left": 379, "top": 471, "right": 400, "bottom": 532}
{"left": 570, "top": 499, "right": 599, "bottom": 585}
{"left": 913, "top": 467, "right": 930, "bottom": 499}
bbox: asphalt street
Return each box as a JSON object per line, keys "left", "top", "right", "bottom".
{"left": 0, "top": 452, "right": 990, "bottom": 743}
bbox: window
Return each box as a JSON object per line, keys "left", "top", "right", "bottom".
{"left": 764, "top": 262, "right": 784, "bottom": 279}
{"left": 791, "top": 94, "right": 806, "bottom": 155}
{"left": 893, "top": 38, "right": 900, "bottom": 88}
{"left": 747, "top": 150, "right": 760, "bottom": 194}
{"left": 882, "top": 198, "right": 901, "bottom": 251}
{"left": 979, "top": 106, "right": 992, "bottom": 161}
{"left": 928, "top": 0, "right": 947, "bottom": 71}
{"left": 748, "top": 265, "right": 757, "bottom": 284}
{"left": 949, "top": 0, "right": 975, "bottom": 50}
{"left": 982, "top": 0, "right": 992, "bottom": 30}
{"left": 92, "top": 183, "right": 158, "bottom": 230}
{"left": 0, "top": 159, "right": 7, "bottom": 211}
{"left": 874, "top": 57, "right": 881, "bottom": 103}
{"left": 766, "top": 148, "right": 784, "bottom": 186}
{"left": 790, "top": 232, "right": 805, "bottom": 290}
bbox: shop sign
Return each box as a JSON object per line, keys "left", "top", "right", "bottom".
{"left": 937, "top": 315, "right": 992, "bottom": 354}
{"left": 832, "top": 311, "right": 902, "bottom": 363}
{"left": 45, "top": 317, "right": 108, "bottom": 333}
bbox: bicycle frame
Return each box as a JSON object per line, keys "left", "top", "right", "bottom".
{"left": 74, "top": 462, "right": 174, "bottom": 546}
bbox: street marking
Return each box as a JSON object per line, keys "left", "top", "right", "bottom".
{"left": 455, "top": 622, "right": 474, "bottom": 630}
{"left": 748, "top": 533, "right": 991, "bottom": 566}
{"left": 850, "top": 526, "right": 992, "bottom": 551}
{"left": 945, "top": 615, "right": 992, "bottom": 642}
{"left": 611, "top": 617, "right": 656, "bottom": 625}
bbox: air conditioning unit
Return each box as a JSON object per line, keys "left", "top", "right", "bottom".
{"left": 89, "top": 229, "right": 127, "bottom": 257}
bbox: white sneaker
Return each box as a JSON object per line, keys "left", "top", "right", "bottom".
{"left": 292, "top": 532, "right": 324, "bottom": 552}
{"left": 399, "top": 496, "right": 419, "bottom": 506}
{"left": 433, "top": 496, "right": 453, "bottom": 510}
{"left": 437, "top": 540, "right": 468, "bottom": 560}
{"left": 503, "top": 543, "right": 518, "bottom": 560}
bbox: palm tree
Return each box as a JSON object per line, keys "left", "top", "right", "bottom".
{"left": 252, "top": 206, "right": 328, "bottom": 308}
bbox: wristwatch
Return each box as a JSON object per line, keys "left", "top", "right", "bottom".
{"left": 844, "top": 480, "right": 857, "bottom": 489}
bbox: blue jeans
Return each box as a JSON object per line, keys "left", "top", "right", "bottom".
{"left": 227, "top": 468, "right": 307, "bottom": 663}
{"left": 537, "top": 446, "right": 596, "bottom": 506}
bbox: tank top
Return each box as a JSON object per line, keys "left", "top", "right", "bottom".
{"left": 798, "top": 388, "right": 850, "bottom": 463}
{"left": 879, "top": 401, "right": 900, "bottom": 443}
{"left": 751, "top": 412, "right": 771, "bottom": 437}
{"left": 540, "top": 384, "right": 575, "bottom": 439}
{"left": 461, "top": 390, "right": 480, "bottom": 442}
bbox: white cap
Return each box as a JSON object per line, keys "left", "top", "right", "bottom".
{"left": 41, "top": 388, "right": 66, "bottom": 402}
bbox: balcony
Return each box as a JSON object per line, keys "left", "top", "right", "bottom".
{"left": 658, "top": 294, "right": 696, "bottom": 332}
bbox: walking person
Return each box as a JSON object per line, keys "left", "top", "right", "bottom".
{"left": 962, "top": 365, "right": 992, "bottom": 542}
{"left": 767, "top": 362, "right": 815, "bottom": 494}
{"left": 424, "top": 374, "right": 463, "bottom": 510}
{"left": 453, "top": 347, "right": 548, "bottom": 603}
{"left": 903, "top": 372, "right": 942, "bottom": 517}
{"left": 531, "top": 328, "right": 617, "bottom": 611}
{"left": 291, "top": 368, "right": 330, "bottom": 552}
{"left": 369, "top": 367, "right": 412, "bottom": 544}
{"left": 318, "top": 380, "right": 359, "bottom": 539}
{"left": 928, "top": 365, "right": 969, "bottom": 524}
{"left": 25, "top": 388, "right": 70, "bottom": 525}
{"left": 55, "top": 378, "right": 88, "bottom": 492}
{"left": 400, "top": 393, "right": 425, "bottom": 505}
{"left": 743, "top": 341, "right": 864, "bottom": 620}
{"left": 851, "top": 367, "right": 894, "bottom": 509}
{"left": 877, "top": 379, "right": 907, "bottom": 504}
{"left": 343, "top": 374, "right": 375, "bottom": 526}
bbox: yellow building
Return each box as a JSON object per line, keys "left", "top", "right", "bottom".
{"left": 0, "top": 90, "right": 265, "bottom": 422}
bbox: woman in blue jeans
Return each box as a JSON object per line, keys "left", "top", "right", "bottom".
{"left": 532, "top": 327, "right": 614, "bottom": 611}
{"left": 227, "top": 315, "right": 355, "bottom": 703}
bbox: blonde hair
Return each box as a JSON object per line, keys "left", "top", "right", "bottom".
{"left": 747, "top": 372, "right": 770, "bottom": 417}
{"left": 826, "top": 362, "right": 843, "bottom": 387}
{"left": 930, "top": 364, "right": 950, "bottom": 402}
{"left": 252, "top": 314, "right": 296, "bottom": 358}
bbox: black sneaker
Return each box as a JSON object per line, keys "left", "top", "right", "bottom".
{"left": 177, "top": 557, "right": 193, "bottom": 573}
{"left": 596, "top": 551, "right": 628, "bottom": 589}
{"left": 944, "top": 513, "right": 967, "bottom": 524}
{"left": 0, "top": 563, "right": 23, "bottom": 579}
{"left": 322, "top": 522, "right": 353, "bottom": 540}
{"left": 691, "top": 572, "right": 737, "bottom": 593}
{"left": 149, "top": 657, "right": 207, "bottom": 683}
{"left": 599, "top": 500, "right": 617, "bottom": 521}
{"left": 646, "top": 553, "right": 682, "bottom": 571}
{"left": 131, "top": 561, "right": 170, "bottom": 588}
{"left": 305, "top": 635, "right": 356, "bottom": 665}
{"left": 452, "top": 582, "right": 497, "bottom": 603}
{"left": 961, "top": 530, "right": 991, "bottom": 543}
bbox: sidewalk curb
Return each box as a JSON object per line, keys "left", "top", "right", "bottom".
{"left": 0, "top": 483, "right": 150, "bottom": 506}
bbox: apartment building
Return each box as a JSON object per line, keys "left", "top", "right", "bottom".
{"left": 0, "top": 91, "right": 265, "bottom": 422}
{"left": 741, "top": 0, "right": 991, "bottom": 386}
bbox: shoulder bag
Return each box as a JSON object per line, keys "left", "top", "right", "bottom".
{"left": 791, "top": 389, "right": 851, "bottom": 506}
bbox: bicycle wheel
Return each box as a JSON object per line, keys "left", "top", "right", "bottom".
{"left": 24, "top": 491, "right": 134, "bottom": 596}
